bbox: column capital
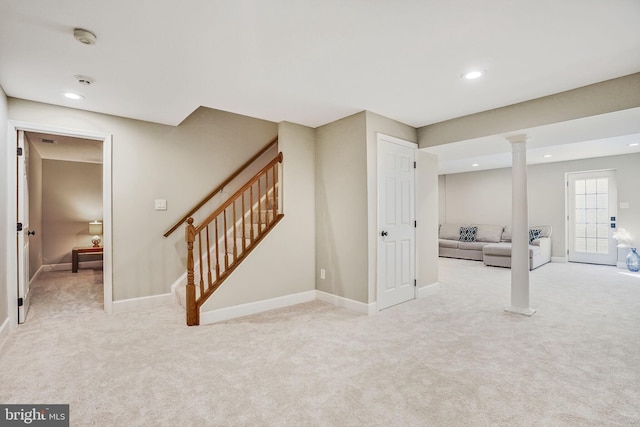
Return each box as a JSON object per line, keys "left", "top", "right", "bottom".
{"left": 505, "top": 133, "right": 529, "bottom": 145}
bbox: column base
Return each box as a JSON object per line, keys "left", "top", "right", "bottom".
{"left": 504, "top": 306, "right": 536, "bottom": 317}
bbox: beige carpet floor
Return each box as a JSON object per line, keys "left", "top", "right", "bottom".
{"left": 1, "top": 259, "right": 639, "bottom": 426}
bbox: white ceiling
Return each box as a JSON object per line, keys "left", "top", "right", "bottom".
{"left": 1, "top": 1, "right": 640, "bottom": 171}
{"left": 25, "top": 132, "right": 103, "bottom": 164}
{"left": 425, "top": 107, "right": 640, "bottom": 174}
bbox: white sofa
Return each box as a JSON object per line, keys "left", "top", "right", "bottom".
{"left": 439, "top": 224, "right": 552, "bottom": 270}
{"left": 439, "top": 224, "right": 503, "bottom": 261}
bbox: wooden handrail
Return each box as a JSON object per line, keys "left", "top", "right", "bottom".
{"left": 194, "top": 152, "right": 283, "bottom": 234}
{"left": 185, "top": 151, "right": 284, "bottom": 325}
{"left": 164, "top": 135, "right": 278, "bottom": 237}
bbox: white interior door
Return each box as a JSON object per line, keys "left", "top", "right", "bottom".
{"left": 567, "top": 170, "right": 617, "bottom": 265}
{"left": 17, "top": 130, "right": 31, "bottom": 323}
{"left": 377, "top": 135, "right": 416, "bottom": 310}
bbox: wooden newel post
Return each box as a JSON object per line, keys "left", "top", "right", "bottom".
{"left": 276, "top": 152, "right": 283, "bottom": 214}
{"left": 185, "top": 217, "right": 198, "bottom": 326}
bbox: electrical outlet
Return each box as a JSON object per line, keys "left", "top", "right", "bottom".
{"left": 320, "top": 269, "right": 326, "bottom": 280}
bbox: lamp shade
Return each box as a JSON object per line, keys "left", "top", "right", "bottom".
{"left": 89, "top": 221, "right": 103, "bottom": 235}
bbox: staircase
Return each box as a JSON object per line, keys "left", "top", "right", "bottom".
{"left": 166, "top": 138, "right": 283, "bottom": 325}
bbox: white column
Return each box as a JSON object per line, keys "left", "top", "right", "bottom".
{"left": 505, "top": 134, "right": 535, "bottom": 316}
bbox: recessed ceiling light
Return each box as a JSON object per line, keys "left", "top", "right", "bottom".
{"left": 63, "top": 92, "right": 84, "bottom": 100}
{"left": 630, "top": 143, "right": 639, "bottom": 147}
{"left": 472, "top": 163, "right": 479, "bottom": 167}
{"left": 543, "top": 154, "right": 552, "bottom": 158}
{"left": 461, "top": 70, "right": 484, "bottom": 80}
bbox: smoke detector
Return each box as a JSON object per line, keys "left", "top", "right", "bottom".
{"left": 74, "top": 75, "right": 94, "bottom": 86}
{"left": 74, "top": 28, "right": 97, "bottom": 45}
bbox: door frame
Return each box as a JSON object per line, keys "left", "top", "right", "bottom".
{"left": 376, "top": 133, "right": 417, "bottom": 310}
{"left": 17, "top": 130, "right": 31, "bottom": 323}
{"left": 565, "top": 169, "right": 618, "bottom": 266}
{"left": 6, "top": 120, "right": 113, "bottom": 328}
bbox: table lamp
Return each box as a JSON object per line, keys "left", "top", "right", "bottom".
{"left": 89, "top": 221, "right": 103, "bottom": 247}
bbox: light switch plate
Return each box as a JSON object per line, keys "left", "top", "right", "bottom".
{"left": 155, "top": 199, "right": 167, "bottom": 211}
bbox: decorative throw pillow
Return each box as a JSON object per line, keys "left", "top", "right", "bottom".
{"left": 459, "top": 226, "right": 478, "bottom": 242}
{"left": 529, "top": 228, "right": 542, "bottom": 244}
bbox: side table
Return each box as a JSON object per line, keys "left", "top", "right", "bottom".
{"left": 72, "top": 247, "right": 104, "bottom": 273}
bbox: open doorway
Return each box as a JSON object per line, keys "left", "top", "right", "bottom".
{"left": 21, "top": 131, "right": 104, "bottom": 321}
{"left": 7, "top": 121, "right": 113, "bottom": 328}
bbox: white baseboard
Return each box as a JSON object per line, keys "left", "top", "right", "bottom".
{"left": 183, "top": 284, "right": 437, "bottom": 325}
{"left": 315, "top": 290, "right": 376, "bottom": 315}
{"left": 505, "top": 306, "right": 536, "bottom": 317}
{"left": 0, "top": 316, "right": 10, "bottom": 353}
{"left": 29, "top": 265, "right": 45, "bottom": 286}
{"left": 43, "top": 263, "right": 71, "bottom": 271}
{"left": 199, "top": 290, "right": 317, "bottom": 325}
{"left": 170, "top": 271, "right": 187, "bottom": 295}
{"left": 43, "top": 261, "right": 103, "bottom": 272}
{"left": 417, "top": 282, "right": 441, "bottom": 299}
{"left": 551, "top": 257, "right": 567, "bottom": 263}
{"left": 112, "top": 293, "right": 175, "bottom": 314}
{"left": 198, "top": 288, "right": 432, "bottom": 325}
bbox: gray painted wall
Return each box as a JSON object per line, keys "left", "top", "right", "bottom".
{"left": 201, "top": 121, "right": 317, "bottom": 310}
{"left": 364, "top": 112, "right": 425, "bottom": 301}
{"left": 0, "top": 86, "right": 8, "bottom": 325}
{"left": 28, "top": 144, "right": 43, "bottom": 278}
{"left": 4, "top": 97, "right": 440, "bottom": 317}
{"left": 315, "top": 112, "right": 368, "bottom": 303}
{"left": 8, "top": 99, "right": 278, "bottom": 302}
{"left": 440, "top": 153, "right": 640, "bottom": 260}
{"left": 438, "top": 175, "right": 446, "bottom": 224}
{"left": 417, "top": 150, "right": 440, "bottom": 288}
{"left": 315, "top": 110, "right": 440, "bottom": 305}
{"left": 41, "top": 159, "right": 102, "bottom": 264}
{"left": 444, "top": 167, "right": 513, "bottom": 226}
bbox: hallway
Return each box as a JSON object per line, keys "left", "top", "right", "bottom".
{"left": 27, "top": 269, "right": 103, "bottom": 321}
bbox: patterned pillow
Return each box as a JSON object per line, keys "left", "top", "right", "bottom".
{"left": 529, "top": 228, "right": 542, "bottom": 244}
{"left": 459, "top": 226, "right": 478, "bottom": 242}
